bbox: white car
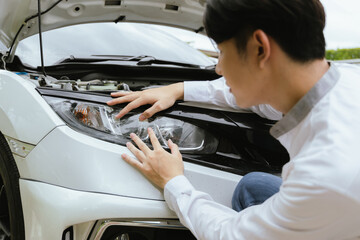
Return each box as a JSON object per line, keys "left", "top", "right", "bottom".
{"left": 0, "top": 0, "right": 288, "bottom": 239}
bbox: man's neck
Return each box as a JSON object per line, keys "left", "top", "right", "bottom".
{"left": 271, "top": 58, "right": 330, "bottom": 114}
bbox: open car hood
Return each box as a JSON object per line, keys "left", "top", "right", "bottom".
{"left": 0, "top": 0, "right": 206, "bottom": 52}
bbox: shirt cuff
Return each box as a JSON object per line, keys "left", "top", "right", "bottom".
{"left": 164, "top": 175, "right": 195, "bottom": 211}
{"left": 183, "top": 81, "right": 210, "bottom": 102}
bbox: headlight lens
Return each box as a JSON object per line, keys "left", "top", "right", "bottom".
{"left": 45, "top": 97, "right": 218, "bottom": 153}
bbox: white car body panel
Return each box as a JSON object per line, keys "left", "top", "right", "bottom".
{"left": 0, "top": 70, "right": 64, "bottom": 144}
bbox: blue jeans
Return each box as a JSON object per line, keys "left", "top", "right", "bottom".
{"left": 232, "top": 172, "right": 282, "bottom": 212}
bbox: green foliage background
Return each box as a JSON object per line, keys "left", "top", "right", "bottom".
{"left": 326, "top": 48, "right": 360, "bottom": 60}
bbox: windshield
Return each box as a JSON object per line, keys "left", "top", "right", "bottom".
{"left": 16, "top": 22, "right": 214, "bottom": 67}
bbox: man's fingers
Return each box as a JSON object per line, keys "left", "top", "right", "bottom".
{"left": 148, "top": 128, "right": 162, "bottom": 150}
{"left": 126, "top": 142, "right": 145, "bottom": 161}
{"left": 168, "top": 139, "right": 181, "bottom": 157}
{"left": 114, "top": 98, "right": 147, "bottom": 119}
{"left": 130, "top": 133, "right": 151, "bottom": 154}
{"left": 107, "top": 92, "right": 138, "bottom": 106}
{"left": 140, "top": 103, "right": 164, "bottom": 121}
{"left": 111, "top": 91, "right": 132, "bottom": 97}
{"left": 107, "top": 95, "right": 135, "bottom": 106}
{"left": 121, "top": 153, "right": 143, "bottom": 170}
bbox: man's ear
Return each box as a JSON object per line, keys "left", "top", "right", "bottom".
{"left": 252, "top": 30, "right": 271, "bottom": 69}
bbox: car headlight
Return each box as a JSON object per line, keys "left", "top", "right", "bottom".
{"left": 45, "top": 97, "right": 218, "bottom": 154}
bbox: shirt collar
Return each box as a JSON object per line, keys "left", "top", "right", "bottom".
{"left": 270, "top": 63, "right": 340, "bottom": 138}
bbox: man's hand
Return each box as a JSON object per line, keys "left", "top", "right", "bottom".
{"left": 121, "top": 128, "right": 184, "bottom": 189}
{"left": 107, "top": 82, "right": 184, "bottom": 121}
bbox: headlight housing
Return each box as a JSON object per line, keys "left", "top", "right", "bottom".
{"left": 45, "top": 97, "right": 218, "bottom": 154}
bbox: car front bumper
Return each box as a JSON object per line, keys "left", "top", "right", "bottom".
{"left": 20, "top": 179, "right": 177, "bottom": 239}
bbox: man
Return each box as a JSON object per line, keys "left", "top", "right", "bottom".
{"left": 107, "top": 0, "right": 360, "bottom": 239}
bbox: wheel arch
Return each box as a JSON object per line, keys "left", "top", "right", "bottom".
{"left": 0, "top": 131, "right": 26, "bottom": 239}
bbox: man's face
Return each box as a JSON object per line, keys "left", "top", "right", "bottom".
{"left": 215, "top": 38, "right": 270, "bottom": 108}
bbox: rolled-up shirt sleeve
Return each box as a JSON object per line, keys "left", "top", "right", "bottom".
{"left": 183, "top": 78, "right": 282, "bottom": 120}
{"left": 164, "top": 175, "right": 356, "bottom": 240}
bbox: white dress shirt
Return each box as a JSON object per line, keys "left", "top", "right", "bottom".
{"left": 164, "top": 63, "right": 360, "bottom": 240}
{"left": 183, "top": 77, "right": 282, "bottom": 120}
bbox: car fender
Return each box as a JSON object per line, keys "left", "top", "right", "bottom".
{"left": 0, "top": 70, "right": 64, "bottom": 144}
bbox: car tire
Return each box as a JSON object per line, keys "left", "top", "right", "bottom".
{"left": 0, "top": 133, "right": 25, "bottom": 240}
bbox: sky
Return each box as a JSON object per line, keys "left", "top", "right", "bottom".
{"left": 159, "top": 0, "right": 360, "bottom": 51}
{"left": 322, "top": 0, "right": 360, "bottom": 49}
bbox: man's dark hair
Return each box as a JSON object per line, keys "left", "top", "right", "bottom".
{"left": 204, "top": 0, "right": 326, "bottom": 62}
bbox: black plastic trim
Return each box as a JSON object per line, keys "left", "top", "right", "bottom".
{"left": 37, "top": 87, "right": 112, "bottom": 104}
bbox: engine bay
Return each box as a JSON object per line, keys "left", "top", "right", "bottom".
{"left": 18, "top": 72, "right": 168, "bottom": 93}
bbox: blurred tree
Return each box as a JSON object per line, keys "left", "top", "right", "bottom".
{"left": 326, "top": 48, "right": 360, "bottom": 60}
